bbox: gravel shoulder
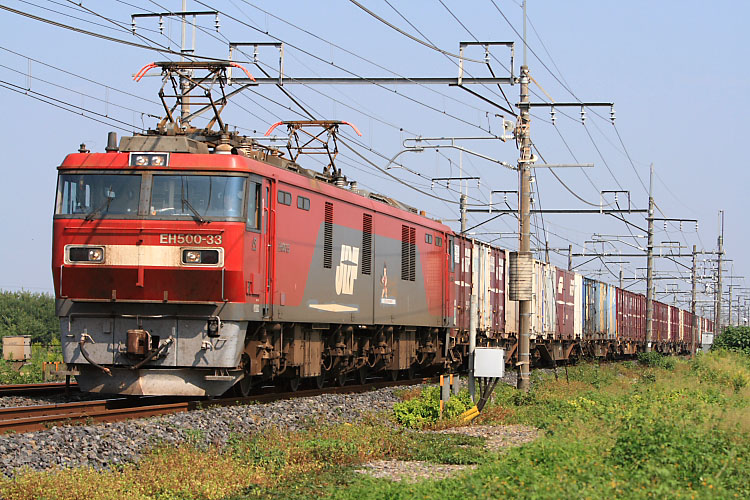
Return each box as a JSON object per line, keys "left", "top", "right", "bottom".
{"left": 354, "top": 425, "right": 540, "bottom": 483}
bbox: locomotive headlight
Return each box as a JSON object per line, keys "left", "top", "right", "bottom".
{"left": 181, "top": 249, "right": 220, "bottom": 266}
{"left": 88, "top": 248, "right": 103, "bottom": 262}
{"left": 183, "top": 250, "right": 202, "bottom": 263}
{"left": 134, "top": 155, "right": 149, "bottom": 166}
{"left": 68, "top": 246, "right": 105, "bottom": 263}
{"left": 150, "top": 155, "right": 165, "bottom": 166}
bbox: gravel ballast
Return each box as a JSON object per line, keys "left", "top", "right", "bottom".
{"left": 0, "top": 386, "right": 405, "bottom": 477}
{"left": 0, "top": 370, "right": 545, "bottom": 477}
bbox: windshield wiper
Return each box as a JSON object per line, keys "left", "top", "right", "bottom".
{"left": 84, "top": 194, "right": 113, "bottom": 221}
{"left": 182, "top": 197, "right": 210, "bottom": 224}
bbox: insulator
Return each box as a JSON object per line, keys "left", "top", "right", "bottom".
{"left": 610, "top": 106, "right": 616, "bottom": 124}
{"left": 614, "top": 192, "right": 619, "bottom": 203}
{"left": 131, "top": 19, "right": 136, "bottom": 35}
{"left": 158, "top": 16, "right": 164, "bottom": 34}
{"left": 484, "top": 46, "right": 490, "bottom": 63}
{"left": 580, "top": 106, "right": 586, "bottom": 124}
{"left": 215, "top": 14, "right": 220, "bottom": 31}
{"left": 503, "top": 194, "right": 507, "bottom": 202}
{"left": 695, "top": 221, "right": 699, "bottom": 231}
{"left": 550, "top": 107, "right": 556, "bottom": 125}
{"left": 664, "top": 221, "right": 668, "bottom": 230}
{"left": 679, "top": 221, "right": 683, "bottom": 231}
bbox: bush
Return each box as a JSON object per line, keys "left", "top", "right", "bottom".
{"left": 712, "top": 326, "right": 750, "bottom": 355}
{"left": 393, "top": 386, "right": 473, "bottom": 428}
{"left": 637, "top": 351, "right": 675, "bottom": 370}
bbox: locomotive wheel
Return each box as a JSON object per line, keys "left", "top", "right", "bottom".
{"left": 334, "top": 370, "right": 347, "bottom": 387}
{"left": 238, "top": 374, "right": 253, "bottom": 397}
{"left": 357, "top": 366, "right": 368, "bottom": 385}
{"left": 314, "top": 372, "right": 326, "bottom": 389}
{"left": 287, "top": 376, "right": 301, "bottom": 392}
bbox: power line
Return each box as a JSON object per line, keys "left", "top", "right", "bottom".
{"left": 0, "top": 3, "right": 225, "bottom": 60}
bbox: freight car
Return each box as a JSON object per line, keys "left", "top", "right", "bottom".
{"left": 52, "top": 63, "right": 709, "bottom": 396}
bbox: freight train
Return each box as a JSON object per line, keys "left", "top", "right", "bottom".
{"left": 51, "top": 125, "right": 712, "bottom": 396}
{"left": 51, "top": 63, "right": 711, "bottom": 396}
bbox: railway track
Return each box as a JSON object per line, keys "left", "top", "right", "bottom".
{"left": 0, "top": 382, "right": 78, "bottom": 397}
{"left": 0, "top": 376, "right": 436, "bottom": 434}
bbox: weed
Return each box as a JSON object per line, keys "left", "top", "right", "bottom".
{"left": 392, "top": 386, "right": 473, "bottom": 429}
{"left": 637, "top": 351, "right": 676, "bottom": 370}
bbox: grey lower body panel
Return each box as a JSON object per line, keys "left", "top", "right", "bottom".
{"left": 75, "top": 365, "right": 243, "bottom": 396}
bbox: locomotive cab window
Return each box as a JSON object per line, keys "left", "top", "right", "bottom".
{"left": 56, "top": 173, "right": 141, "bottom": 217}
{"left": 246, "top": 180, "right": 261, "bottom": 230}
{"left": 436, "top": 236, "right": 442, "bottom": 247}
{"left": 425, "top": 233, "right": 433, "bottom": 244}
{"left": 297, "top": 196, "right": 310, "bottom": 211}
{"left": 150, "top": 175, "right": 246, "bottom": 220}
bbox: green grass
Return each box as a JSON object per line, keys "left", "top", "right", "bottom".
{"left": 0, "top": 344, "right": 63, "bottom": 384}
{"left": 1, "top": 352, "right": 749, "bottom": 499}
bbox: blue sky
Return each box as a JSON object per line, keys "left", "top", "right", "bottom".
{"left": 1, "top": 1, "right": 746, "bottom": 321}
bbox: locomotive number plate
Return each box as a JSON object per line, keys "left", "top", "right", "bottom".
{"left": 159, "top": 234, "right": 222, "bottom": 245}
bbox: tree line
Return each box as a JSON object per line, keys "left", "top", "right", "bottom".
{"left": 0, "top": 290, "right": 59, "bottom": 345}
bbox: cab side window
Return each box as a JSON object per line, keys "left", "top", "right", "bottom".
{"left": 246, "top": 181, "right": 261, "bottom": 231}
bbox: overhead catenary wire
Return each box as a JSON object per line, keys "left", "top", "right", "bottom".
{"left": 0, "top": 3, "right": 229, "bottom": 61}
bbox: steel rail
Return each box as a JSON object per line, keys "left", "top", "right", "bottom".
{"left": 0, "top": 382, "right": 79, "bottom": 397}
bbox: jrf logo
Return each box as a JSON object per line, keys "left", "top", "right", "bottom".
{"left": 335, "top": 244, "right": 360, "bottom": 295}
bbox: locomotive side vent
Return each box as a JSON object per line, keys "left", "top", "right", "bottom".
{"left": 324, "top": 202, "right": 333, "bottom": 269}
{"left": 409, "top": 226, "right": 416, "bottom": 281}
{"left": 401, "top": 225, "right": 416, "bottom": 282}
{"left": 362, "top": 213, "right": 372, "bottom": 275}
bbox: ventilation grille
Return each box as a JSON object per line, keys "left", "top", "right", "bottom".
{"left": 401, "top": 225, "right": 416, "bottom": 281}
{"left": 362, "top": 214, "right": 372, "bottom": 275}
{"left": 324, "top": 202, "right": 333, "bottom": 269}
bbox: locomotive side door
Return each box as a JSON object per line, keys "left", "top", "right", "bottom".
{"left": 244, "top": 176, "right": 273, "bottom": 319}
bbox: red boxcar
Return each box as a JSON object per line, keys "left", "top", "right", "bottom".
{"left": 669, "top": 305, "right": 680, "bottom": 343}
{"left": 554, "top": 269, "right": 576, "bottom": 340}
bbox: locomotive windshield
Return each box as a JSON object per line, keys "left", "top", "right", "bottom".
{"left": 55, "top": 173, "right": 247, "bottom": 220}
{"left": 56, "top": 174, "right": 141, "bottom": 216}
{"left": 150, "top": 175, "right": 245, "bottom": 219}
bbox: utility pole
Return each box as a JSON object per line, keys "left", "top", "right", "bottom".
{"left": 728, "top": 282, "right": 733, "bottom": 326}
{"left": 516, "top": 62, "right": 532, "bottom": 392}
{"left": 714, "top": 210, "right": 724, "bottom": 333}
{"left": 460, "top": 194, "right": 468, "bottom": 234}
{"left": 180, "top": 0, "right": 190, "bottom": 125}
{"left": 691, "top": 244, "right": 697, "bottom": 355}
{"left": 645, "top": 163, "right": 655, "bottom": 352}
{"left": 568, "top": 244, "right": 573, "bottom": 271}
